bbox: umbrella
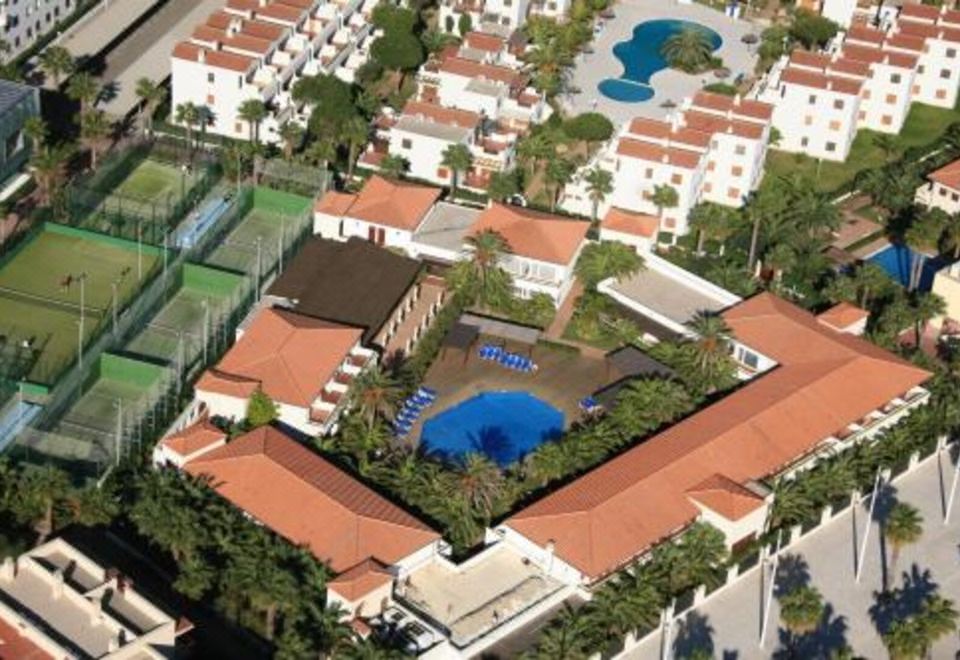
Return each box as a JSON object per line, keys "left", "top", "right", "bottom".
{"left": 741, "top": 33, "right": 759, "bottom": 44}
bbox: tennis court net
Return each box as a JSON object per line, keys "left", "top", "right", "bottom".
{"left": 0, "top": 285, "right": 106, "bottom": 318}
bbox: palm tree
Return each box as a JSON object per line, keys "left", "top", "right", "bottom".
{"left": 905, "top": 210, "right": 946, "bottom": 291}
{"left": 517, "top": 131, "right": 556, "bottom": 180}
{"left": 610, "top": 379, "right": 693, "bottom": 440}
{"left": 873, "top": 133, "right": 900, "bottom": 162}
{"left": 442, "top": 143, "right": 473, "bottom": 197}
{"left": 134, "top": 77, "right": 165, "bottom": 138}
{"left": 458, "top": 453, "right": 504, "bottom": 522}
{"left": 745, "top": 183, "right": 786, "bottom": 274}
{"left": 67, "top": 72, "right": 99, "bottom": 115}
{"left": 175, "top": 102, "right": 201, "bottom": 150}
{"left": 545, "top": 157, "right": 575, "bottom": 212}
{"left": 39, "top": 46, "right": 74, "bottom": 87}
{"left": 884, "top": 502, "right": 923, "bottom": 591}
{"left": 379, "top": 153, "right": 409, "bottom": 180}
{"left": 778, "top": 585, "right": 825, "bottom": 648}
{"left": 461, "top": 227, "right": 513, "bottom": 307}
{"left": 883, "top": 616, "right": 927, "bottom": 660}
{"left": 277, "top": 121, "right": 304, "bottom": 160}
{"left": 238, "top": 98, "right": 268, "bottom": 146}
{"left": 661, "top": 27, "right": 715, "bottom": 72}
{"left": 916, "top": 594, "right": 959, "bottom": 658}
{"left": 30, "top": 144, "right": 72, "bottom": 207}
{"left": 574, "top": 240, "right": 644, "bottom": 291}
{"left": 908, "top": 293, "right": 946, "bottom": 348}
{"left": 343, "top": 116, "right": 369, "bottom": 180}
{"left": 80, "top": 110, "right": 112, "bottom": 170}
{"left": 942, "top": 216, "right": 960, "bottom": 260}
{"left": 22, "top": 116, "right": 48, "bottom": 154}
{"left": 487, "top": 169, "right": 520, "bottom": 202}
{"left": 13, "top": 466, "right": 71, "bottom": 545}
{"left": 352, "top": 366, "right": 402, "bottom": 431}
{"left": 686, "top": 311, "right": 732, "bottom": 370}
{"left": 302, "top": 138, "right": 337, "bottom": 172}
{"left": 531, "top": 603, "right": 596, "bottom": 659}
{"left": 650, "top": 184, "right": 678, "bottom": 221}
{"left": 583, "top": 167, "right": 613, "bottom": 225}
{"left": 689, "top": 202, "right": 731, "bottom": 255}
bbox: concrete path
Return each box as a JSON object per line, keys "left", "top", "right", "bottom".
{"left": 562, "top": 0, "right": 760, "bottom": 128}
{"left": 57, "top": 0, "right": 163, "bottom": 62}
{"left": 624, "top": 449, "right": 960, "bottom": 659}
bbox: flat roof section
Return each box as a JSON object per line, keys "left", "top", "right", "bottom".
{"left": 413, "top": 201, "right": 483, "bottom": 258}
{"left": 58, "top": 0, "right": 164, "bottom": 62}
{"left": 394, "top": 116, "right": 472, "bottom": 142}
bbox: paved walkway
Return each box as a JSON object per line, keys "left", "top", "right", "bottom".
{"left": 625, "top": 449, "right": 960, "bottom": 659}
{"left": 562, "top": 0, "right": 760, "bottom": 127}
{"left": 57, "top": 0, "right": 162, "bottom": 62}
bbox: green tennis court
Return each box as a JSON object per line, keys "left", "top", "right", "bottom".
{"left": 0, "top": 226, "right": 161, "bottom": 384}
{"left": 124, "top": 289, "right": 224, "bottom": 363}
{"left": 204, "top": 208, "right": 286, "bottom": 275}
{"left": 58, "top": 377, "right": 147, "bottom": 438}
{"left": 114, "top": 159, "right": 185, "bottom": 202}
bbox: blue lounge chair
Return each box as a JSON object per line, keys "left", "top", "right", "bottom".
{"left": 509, "top": 355, "right": 522, "bottom": 370}
{"left": 579, "top": 397, "right": 600, "bottom": 412}
{"left": 418, "top": 386, "right": 437, "bottom": 400}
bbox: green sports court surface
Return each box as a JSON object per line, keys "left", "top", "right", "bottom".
{"left": 124, "top": 288, "right": 229, "bottom": 364}
{"left": 56, "top": 377, "right": 148, "bottom": 441}
{"left": 0, "top": 228, "right": 160, "bottom": 384}
{"left": 204, "top": 207, "right": 287, "bottom": 275}
{"left": 114, "top": 159, "right": 185, "bottom": 203}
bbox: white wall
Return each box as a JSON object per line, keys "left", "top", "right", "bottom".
{"left": 768, "top": 83, "right": 859, "bottom": 162}
{"left": 389, "top": 127, "right": 461, "bottom": 187}
{"left": 916, "top": 181, "right": 960, "bottom": 215}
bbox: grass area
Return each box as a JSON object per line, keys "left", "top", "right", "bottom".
{"left": 766, "top": 101, "right": 960, "bottom": 192}
{"left": 0, "top": 229, "right": 159, "bottom": 384}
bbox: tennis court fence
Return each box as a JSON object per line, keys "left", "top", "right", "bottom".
{"left": 0, "top": 284, "right": 107, "bottom": 318}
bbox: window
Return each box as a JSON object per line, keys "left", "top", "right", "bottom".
{"left": 808, "top": 94, "right": 817, "bottom": 104}
{"left": 890, "top": 73, "right": 901, "bottom": 84}
{"left": 664, "top": 217, "right": 675, "bottom": 229}
{"left": 881, "top": 115, "right": 892, "bottom": 126}
{"left": 948, "top": 48, "right": 957, "bottom": 59}
{"left": 401, "top": 138, "right": 412, "bottom": 149}
{"left": 936, "top": 89, "right": 947, "bottom": 99}
{"left": 235, "top": 122, "right": 243, "bottom": 134}
{"left": 941, "top": 69, "right": 952, "bottom": 79}
{"left": 707, "top": 160, "right": 716, "bottom": 171}
{"left": 737, "top": 347, "right": 759, "bottom": 370}
{"left": 801, "top": 137, "right": 809, "bottom": 147}
{"left": 952, "top": 193, "right": 959, "bottom": 202}
{"left": 437, "top": 167, "right": 449, "bottom": 178}
{"left": 939, "top": 187, "right": 947, "bottom": 196}
{"left": 731, "top": 165, "right": 743, "bottom": 176}
{"left": 826, "top": 141, "right": 836, "bottom": 152}
{"left": 728, "top": 187, "right": 740, "bottom": 199}
{"left": 645, "top": 168, "right": 653, "bottom": 179}
{"left": 918, "top": 65, "right": 925, "bottom": 74}
{"left": 206, "top": 94, "right": 215, "bottom": 105}
{"left": 670, "top": 173, "right": 682, "bottom": 185}
{"left": 858, "top": 110, "right": 867, "bottom": 120}
{"left": 833, "top": 99, "right": 844, "bottom": 110}
{"left": 804, "top": 115, "right": 813, "bottom": 126}
{"left": 207, "top": 72, "right": 215, "bottom": 83}
{"left": 703, "top": 182, "right": 713, "bottom": 193}
{"left": 885, "top": 93, "right": 897, "bottom": 104}
{"left": 735, "top": 145, "right": 746, "bottom": 156}
{"left": 863, "top": 89, "right": 871, "bottom": 100}
{"left": 829, "top": 120, "right": 841, "bottom": 131}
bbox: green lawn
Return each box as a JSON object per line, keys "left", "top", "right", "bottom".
{"left": 766, "top": 101, "right": 960, "bottom": 193}
{"left": 0, "top": 230, "right": 159, "bottom": 384}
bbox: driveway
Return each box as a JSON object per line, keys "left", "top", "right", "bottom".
{"left": 562, "top": 0, "right": 760, "bottom": 128}
{"left": 624, "top": 448, "right": 960, "bottom": 659}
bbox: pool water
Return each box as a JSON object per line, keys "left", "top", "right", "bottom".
{"left": 599, "top": 19, "right": 723, "bottom": 103}
{"left": 866, "top": 244, "right": 943, "bottom": 291}
{"left": 420, "top": 391, "right": 564, "bottom": 467}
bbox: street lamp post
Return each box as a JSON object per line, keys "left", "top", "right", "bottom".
{"left": 137, "top": 220, "right": 143, "bottom": 280}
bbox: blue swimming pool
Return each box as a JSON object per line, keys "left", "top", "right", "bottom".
{"left": 420, "top": 391, "right": 564, "bottom": 466}
{"left": 599, "top": 19, "right": 723, "bottom": 103}
{"left": 866, "top": 244, "right": 943, "bottom": 291}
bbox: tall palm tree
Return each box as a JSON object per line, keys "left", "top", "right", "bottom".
{"left": 574, "top": 240, "right": 644, "bottom": 291}
{"left": 67, "top": 72, "right": 100, "bottom": 115}
{"left": 458, "top": 453, "right": 504, "bottom": 522}
{"left": 661, "top": 27, "right": 715, "bottom": 72}
{"left": 745, "top": 183, "right": 786, "bottom": 274}
{"left": 905, "top": 210, "right": 947, "bottom": 291}
{"left": 39, "top": 46, "right": 74, "bottom": 87}
{"left": 379, "top": 153, "right": 409, "bottom": 180}
{"left": 460, "top": 227, "right": 513, "bottom": 307}
{"left": 584, "top": 167, "right": 613, "bottom": 225}
{"left": 873, "top": 133, "right": 900, "bottom": 162}
{"left": 442, "top": 143, "right": 473, "bottom": 197}
{"left": 610, "top": 379, "right": 693, "bottom": 440}
{"left": 686, "top": 311, "right": 732, "bottom": 370}
{"left": 650, "top": 184, "right": 678, "bottom": 221}
{"left": 883, "top": 616, "right": 927, "bottom": 660}
{"left": 278, "top": 121, "right": 304, "bottom": 160}
{"left": 22, "top": 116, "right": 48, "bottom": 154}
{"left": 487, "top": 169, "right": 520, "bottom": 202}
{"left": 942, "top": 216, "right": 960, "bottom": 260}
{"left": 175, "top": 102, "right": 201, "bottom": 150}
{"left": 80, "top": 110, "right": 112, "bottom": 170}
{"left": 778, "top": 585, "right": 825, "bottom": 648}
{"left": 884, "top": 502, "right": 923, "bottom": 591}
{"left": 908, "top": 293, "right": 945, "bottom": 348}
{"left": 689, "top": 202, "right": 733, "bottom": 255}
{"left": 30, "top": 144, "right": 72, "bottom": 207}
{"left": 134, "top": 77, "right": 166, "bottom": 138}
{"left": 545, "top": 157, "right": 575, "bottom": 212}
{"left": 302, "top": 138, "right": 337, "bottom": 172}
{"left": 343, "top": 116, "right": 369, "bottom": 180}
{"left": 238, "top": 98, "right": 268, "bottom": 146}
{"left": 916, "top": 594, "right": 959, "bottom": 658}
{"left": 531, "top": 603, "right": 596, "bottom": 659}
{"left": 352, "top": 366, "right": 402, "bottom": 431}
{"left": 15, "top": 465, "right": 71, "bottom": 545}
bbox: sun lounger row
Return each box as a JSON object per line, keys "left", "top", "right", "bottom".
{"left": 477, "top": 344, "right": 537, "bottom": 373}
{"left": 393, "top": 386, "right": 438, "bottom": 437}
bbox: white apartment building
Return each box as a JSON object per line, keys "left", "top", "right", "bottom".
{"left": 916, "top": 157, "right": 960, "bottom": 215}
{"left": 418, "top": 53, "right": 551, "bottom": 130}
{"left": 362, "top": 100, "right": 518, "bottom": 190}
{"left": 171, "top": 0, "right": 381, "bottom": 144}
{"left": 561, "top": 92, "right": 773, "bottom": 240}
{"left": 0, "top": 538, "right": 184, "bottom": 659}
{"left": 753, "top": 6, "right": 960, "bottom": 162}
{"left": 438, "top": 0, "right": 568, "bottom": 35}
{"left": 1, "top": 0, "right": 75, "bottom": 58}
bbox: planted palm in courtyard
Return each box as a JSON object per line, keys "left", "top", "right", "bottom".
{"left": 883, "top": 502, "right": 923, "bottom": 591}
{"left": 447, "top": 228, "right": 514, "bottom": 309}
{"left": 352, "top": 366, "right": 402, "bottom": 431}
{"left": 441, "top": 143, "right": 473, "bottom": 198}
{"left": 778, "top": 585, "right": 825, "bottom": 651}
{"left": 883, "top": 594, "right": 958, "bottom": 660}
{"left": 574, "top": 240, "right": 644, "bottom": 291}
{"left": 584, "top": 167, "right": 613, "bottom": 225}
{"left": 134, "top": 77, "right": 165, "bottom": 138}
{"left": 661, "top": 27, "right": 716, "bottom": 73}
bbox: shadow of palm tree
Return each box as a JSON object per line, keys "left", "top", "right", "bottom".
{"left": 871, "top": 483, "right": 901, "bottom": 592}
{"left": 773, "top": 603, "right": 850, "bottom": 660}
{"left": 868, "top": 563, "right": 938, "bottom": 636}
{"left": 773, "top": 553, "right": 811, "bottom": 598}
{"left": 672, "top": 610, "right": 715, "bottom": 658}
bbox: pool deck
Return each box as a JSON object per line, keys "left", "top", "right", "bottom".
{"left": 563, "top": 0, "right": 760, "bottom": 127}
{"left": 406, "top": 336, "right": 609, "bottom": 454}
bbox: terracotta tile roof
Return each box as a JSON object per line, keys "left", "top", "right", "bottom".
{"left": 402, "top": 100, "right": 481, "bottom": 129}
{"left": 172, "top": 42, "right": 256, "bottom": 72}
{"left": 900, "top": 2, "right": 942, "bottom": 22}
{"left": 195, "top": 369, "right": 260, "bottom": 399}
{"left": 0, "top": 616, "right": 53, "bottom": 660}
{"left": 439, "top": 56, "right": 521, "bottom": 85}
{"left": 781, "top": 67, "right": 863, "bottom": 95}
{"left": 690, "top": 91, "right": 773, "bottom": 121}
{"left": 627, "top": 117, "right": 712, "bottom": 149}
{"left": 928, "top": 158, "right": 960, "bottom": 190}
{"left": 846, "top": 25, "right": 886, "bottom": 45}
{"left": 841, "top": 44, "right": 917, "bottom": 69}
{"left": 601, "top": 207, "right": 660, "bottom": 239}
{"left": 346, "top": 176, "right": 441, "bottom": 232}
{"left": 464, "top": 31, "right": 505, "bottom": 52}
{"left": 160, "top": 418, "right": 227, "bottom": 458}
{"left": 944, "top": 9, "right": 960, "bottom": 26}
{"left": 328, "top": 558, "right": 394, "bottom": 601}
{"left": 817, "top": 302, "right": 869, "bottom": 331}
{"left": 506, "top": 293, "right": 930, "bottom": 581}
{"left": 686, "top": 473, "right": 765, "bottom": 521}
{"left": 616, "top": 138, "right": 703, "bottom": 170}
{"left": 185, "top": 426, "right": 439, "bottom": 572}
{"left": 315, "top": 191, "right": 358, "bottom": 216}
{"left": 199, "top": 308, "right": 362, "bottom": 408}
{"left": 683, "top": 110, "right": 766, "bottom": 141}
{"left": 790, "top": 50, "right": 832, "bottom": 69}
{"left": 470, "top": 203, "right": 589, "bottom": 265}
{"left": 886, "top": 32, "right": 927, "bottom": 52}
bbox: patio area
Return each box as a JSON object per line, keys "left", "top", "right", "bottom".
{"left": 397, "top": 544, "right": 569, "bottom": 648}
{"left": 562, "top": 0, "right": 760, "bottom": 126}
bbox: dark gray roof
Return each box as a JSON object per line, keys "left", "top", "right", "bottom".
{"left": 267, "top": 237, "right": 422, "bottom": 346}
{"left": 0, "top": 80, "right": 35, "bottom": 116}
{"left": 594, "top": 346, "right": 675, "bottom": 408}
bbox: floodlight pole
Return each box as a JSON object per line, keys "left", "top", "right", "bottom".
{"left": 945, "top": 444, "right": 960, "bottom": 524}
{"left": 137, "top": 221, "right": 143, "bottom": 281}
{"left": 201, "top": 299, "right": 210, "bottom": 365}
{"left": 255, "top": 236, "right": 263, "bottom": 301}
{"left": 111, "top": 281, "right": 118, "bottom": 337}
{"left": 115, "top": 398, "right": 123, "bottom": 467}
{"left": 660, "top": 598, "right": 676, "bottom": 660}
{"left": 278, "top": 217, "right": 285, "bottom": 274}
{"left": 856, "top": 467, "right": 883, "bottom": 583}
{"left": 77, "top": 321, "right": 83, "bottom": 368}
{"left": 759, "top": 529, "right": 782, "bottom": 647}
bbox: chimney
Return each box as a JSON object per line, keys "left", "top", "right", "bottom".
{"left": 198, "top": 49, "right": 206, "bottom": 64}
{"left": 661, "top": 153, "right": 670, "bottom": 164}
{"left": 90, "top": 594, "right": 104, "bottom": 625}
{"left": 733, "top": 93, "right": 742, "bottom": 107}
{"left": 0, "top": 557, "right": 14, "bottom": 581}
{"left": 52, "top": 569, "right": 65, "bottom": 600}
